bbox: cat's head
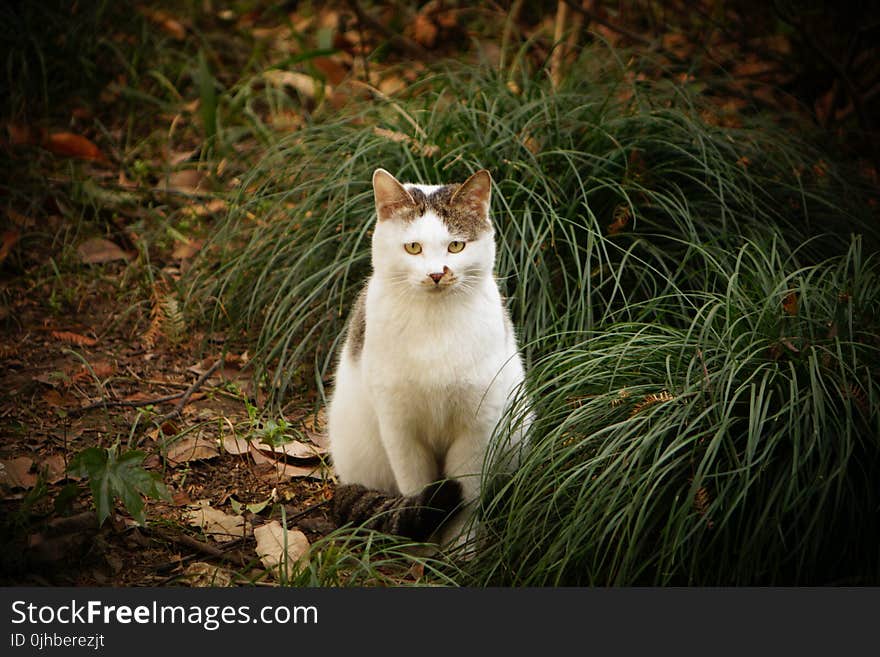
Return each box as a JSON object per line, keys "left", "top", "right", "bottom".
{"left": 370, "top": 168, "right": 495, "bottom": 295}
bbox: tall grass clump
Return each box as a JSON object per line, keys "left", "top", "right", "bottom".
{"left": 474, "top": 237, "right": 880, "bottom": 584}
{"left": 188, "top": 48, "right": 875, "bottom": 398}
{"left": 188, "top": 46, "right": 880, "bottom": 583}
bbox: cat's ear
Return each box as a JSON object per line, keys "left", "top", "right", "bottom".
{"left": 373, "top": 169, "right": 415, "bottom": 221}
{"left": 451, "top": 169, "right": 492, "bottom": 219}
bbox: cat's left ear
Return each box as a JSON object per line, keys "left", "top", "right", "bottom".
{"left": 452, "top": 169, "right": 492, "bottom": 219}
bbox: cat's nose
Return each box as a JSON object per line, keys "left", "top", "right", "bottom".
{"left": 429, "top": 272, "right": 444, "bottom": 284}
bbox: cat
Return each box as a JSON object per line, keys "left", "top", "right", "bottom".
{"left": 328, "top": 168, "right": 529, "bottom": 544}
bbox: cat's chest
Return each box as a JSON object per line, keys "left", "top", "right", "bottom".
{"left": 365, "top": 298, "right": 505, "bottom": 382}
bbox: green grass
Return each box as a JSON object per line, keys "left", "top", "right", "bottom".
{"left": 187, "top": 46, "right": 879, "bottom": 585}
{"left": 473, "top": 237, "right": 879, "bottom": 584}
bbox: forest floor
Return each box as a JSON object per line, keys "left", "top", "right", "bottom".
{"left": 0, "top": 1, "right": 875, "bottom": 586}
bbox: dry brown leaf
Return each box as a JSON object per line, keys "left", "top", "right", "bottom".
{"left": 166, "top": 436, "right": 220, "bottom": 466}
{"left": 7, "top": 122, "right": 38, "bottom": 145}
{"left": 51, "top": 330, "right": 97, "bottom": 347}
{"left": 77, "top": 237, "right": 129, "bottom": 264}
{"left": 608, "top": 205, "right": 631, "bottom": 236}
{"left": 301, "top": 409, "right": 329, "bottom": 449}
{"left": 782, "top": 291, "right": 799, "bottom": 316}
{"left": 0, "top": 457, "right": 37, "bottom": 489}
{"left": 257, "top": 439, "right": 326, "bottom": 460}
{"left": 409, "top": 13, "right": 439, "bottom": 48}
{"left": 6, "top": 209, "right": 35, "bottom": 227}
{"left": 181, "top": 199, "right": 227, "bottom": 218}
{"left": 42, "top": 389, "right": 67, "bottom": 407}
{"left": 183, "top": 561, "right": 233, "bottom": 587}
{"left": 41, "top": 454, "right": 68, "bottom": 484}
{"left": 263, "top": 70, "right": 330, "bottom": 99}
{"left": 44, "top": 132, "right": 106, "bottom": 162}
{"left": 221, "top": 435, "right": 251, "bottom": 456}
{"left": 163, "top": 169, "right": 206, "bottom": 193}
{"left": 264, "top": 461, "right": 324, "bottom": 482}
{"left": 139, "top": 8, "right": 187, "bottom": 40}
{"left": 72, "top": 360, "right": 115, "bottom": 383}
{"left": 171, "top": 239, "right": 204, "bottom": 260}
{"left": 249, "top": 445, "right": 323, "bottom": 482}
{"left": 253, "top": 521, "right": 310, "bottom": 579}
{"left": 0, "top": 229, "right": 20, "bottom": 264}
{"left": 184, "top": 500, "right": 247, "bottom": 543}
{"left": 312, "top": 56, "right": 348, "bottom": 85}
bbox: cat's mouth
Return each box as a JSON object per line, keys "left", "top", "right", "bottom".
{"left": 421, "top": 268, "right": 457, "bottom": 292}
{"left": 424, "top": 281, "right": 455, "bottom": 292}
{"left": 422, "top": 278, "right": 457, "bottom": 292}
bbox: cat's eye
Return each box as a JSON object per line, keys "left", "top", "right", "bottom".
{"left": 404, "top": 242, "right": 422, "bottom": 255}
{"left": 448, "top": 241, "right": 466, "bottom": 253}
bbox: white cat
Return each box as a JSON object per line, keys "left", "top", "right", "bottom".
{"left": 328, "top": 168, "right": 528, "bottom": 543}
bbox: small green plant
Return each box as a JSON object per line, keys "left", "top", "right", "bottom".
{"left": 68, "top": 446, "right": 171, "bottom": 526}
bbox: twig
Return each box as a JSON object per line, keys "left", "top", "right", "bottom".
{"left": 73, "top": 391, "right": 186, "bottom": 414}
{"left": 156, "top": 357, "right": 224, "bottom": 425}
{"left": 284, "top": 499, "right": 331, "bottom": 525}
{"left": 154, "top": 527, "right": 227, "bottom": 558}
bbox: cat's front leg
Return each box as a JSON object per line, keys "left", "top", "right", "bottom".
{"left": 377, "top": 414, "right": 438, "bottom": 495}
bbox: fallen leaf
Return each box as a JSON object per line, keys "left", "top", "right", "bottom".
{"left": 0, "top": 229, "right": 19, "bottom": 264}
{"left": 166, "top": 436, "right": 220, "bottom": 466}
{"left": 312, "top": 57, "right": 348, "bottom": 85}
{"left": 0, "top": 457, "right": 37, "bottom": 489}
{"left": 230, "top": 496, "right": 271, "bottom": 515}
{"left": 184, "top": 499, "right": 247, "bottom": 542}
{"left": 163, "top": 169, "right": 206, "bottom": 193}
{"left": 71, "top": 360, "right": 115, "bottom": 383}
{"left": 181, "top": 199, "right": 226, "bottom": 218}
{"left": 263, "top": 70, "right": 330, "bottom": 99}
{"left": 169, "top": 147, "right": 200, "bottom": 165}
{"left": 257, "top": 439, "right": 326, "bottom": 460}
{"left": 40, "top": 454, "right": 68, "bottom": 484}
{"left": 608, "top": 204, "right": 631, "bottom": 236}
{"left": 171, "top": 239, "right": 204, "bottom": 260}
{"left": 77, "top": 237, "right": 129, "bottom": 264}
{"left": 6, "top": 209, "right": 35, "bottom": 227}
{"left": 254, "top": 521, "right": 309, "bottom": 579}
{"left": 44, "top": 132, "right": 106, "bottom": 162}
{"left": 302, "top": 408, "right": 327, "bottom": 434}
{"left": 7, "top": 121, "right": 38, "bottom": 145}
{"left": 42, "top": 389, "right": 67, "bottom": 407}
{"left": 264, "top": 461, "right": 324, "bottom": 483}
{"left": 51, "top": 330, "right": 97, "bottom": 347}
{"left": 138, "top": 8, "right": 187, "bottom": 40}
{"left": 221, "top": 435, "right": 251, "bottom": 455}
{"left": 183, "top": 561, "right": 233, "bottom": 587}
{"left": 409, "top": 13, "right": 439, "bottom": 48}
{"left": 249, "top": 444, "right": 323, "bottom": 481}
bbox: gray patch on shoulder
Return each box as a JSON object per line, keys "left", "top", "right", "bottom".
{"left": 405, "top": 184, "right": 492, "bottom": 241}
{"left": 346, "top": 285, "right": 369, "bottom": 360}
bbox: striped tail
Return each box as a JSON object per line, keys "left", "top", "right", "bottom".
{"left": 331, "top": 479, "right": 463, "bottom": 542}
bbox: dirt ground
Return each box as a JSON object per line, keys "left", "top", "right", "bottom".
{"left": 0, "top": 256, "right": 337, "bottom": 585}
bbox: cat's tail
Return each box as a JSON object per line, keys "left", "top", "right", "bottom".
{"left": 331, "top": 479, "right": 463, "bottom": 542}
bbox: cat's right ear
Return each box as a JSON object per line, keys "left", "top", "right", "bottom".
{"left": 373, "top": 169, "right": 415, "bottom": 221}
